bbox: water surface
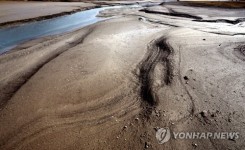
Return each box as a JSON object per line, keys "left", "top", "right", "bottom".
{"left": 0, "top": 7, "right": 108, "bottom": 54}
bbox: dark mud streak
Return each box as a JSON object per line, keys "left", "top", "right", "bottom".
{"left": 234, "top": 45, "right": 245, "bottom": 61}
{"left": 193, "top": 18, "right": 245, "bottom": 25}
{"left": 139, "top": 8, "right": 202, "bottom": 20}
{"left": 167, "top": 7, "right": 202, "bottom": 20}
{"left": 146, "top": 18, "right": 179, "bottom": 27}
{"left": 200, "top": 31, "right": 244, "bottom": 36}
{"left": 236, "top": 45, "right": 245, "bottom": 56}
{"left": 138, "top": 37, "right": 173, "bottom": 115}
{"left": 0, "top": 29, "right": 94, "bottom": 110}
{"left": 130, "top": 14, "right": 179, "bottom": 27}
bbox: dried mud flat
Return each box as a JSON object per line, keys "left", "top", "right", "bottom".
{"left": 0, "top": 2, "right": 245, "bottom": 150}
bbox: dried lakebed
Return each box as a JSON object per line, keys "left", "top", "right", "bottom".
{"left": 0, "top": 3, "right": 245, "bottom": 150}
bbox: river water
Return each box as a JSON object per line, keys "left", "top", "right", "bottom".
{"left": 0, "top": 2, "right": 161, "bottom": 54}
{"left": 0, "top": 6, "right": 118, "bottom": 54}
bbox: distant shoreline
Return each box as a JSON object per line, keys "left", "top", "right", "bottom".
{"left": 166, "top": 1, "right": 245, "bottom": 9}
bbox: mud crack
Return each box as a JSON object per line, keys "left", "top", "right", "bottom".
{"left": 193, "top": 18, "right": 245, "bottom": 25}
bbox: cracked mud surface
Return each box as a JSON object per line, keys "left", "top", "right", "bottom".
{"left": 0, "top": 2, "right": 245, "bottom": 150}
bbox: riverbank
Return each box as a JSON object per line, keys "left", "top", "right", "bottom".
{"left": 0, "top": 0, "right": 161, "bottom": 28}
{"left": 0, "top": 2, "right": 245, "bottom": 150}
{"left": 0, "top": 1, "right": 99, "bottom": 28}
